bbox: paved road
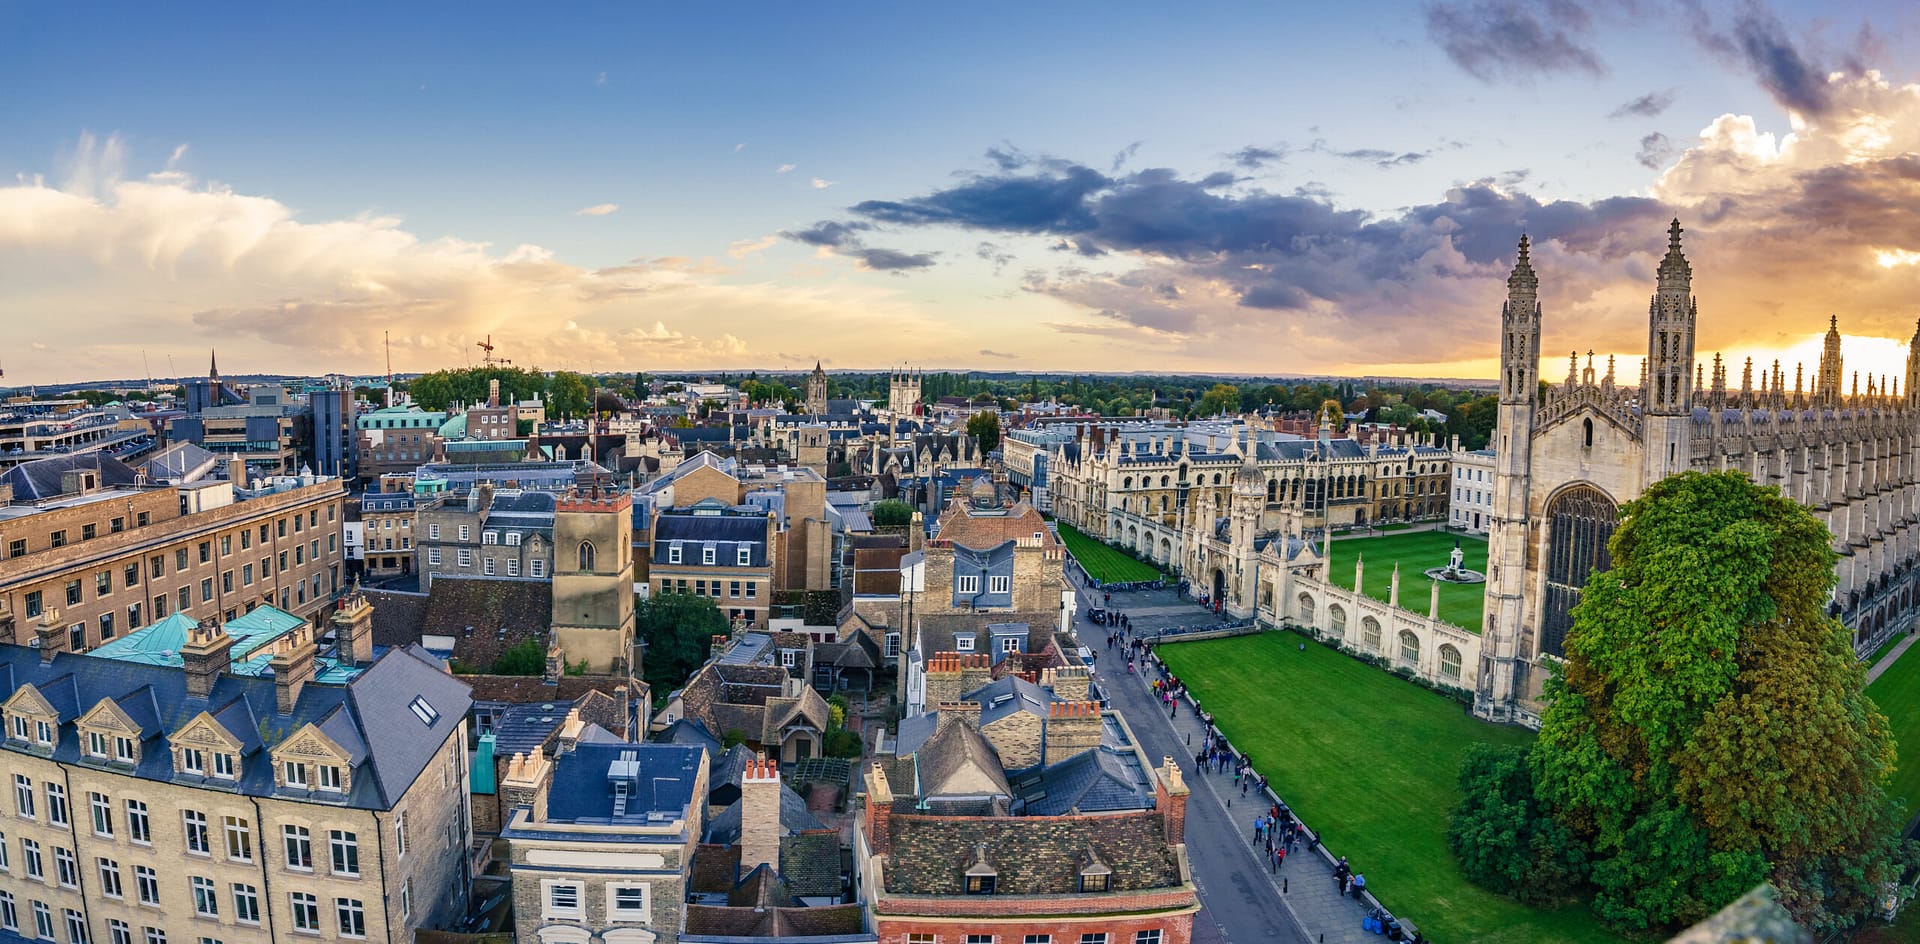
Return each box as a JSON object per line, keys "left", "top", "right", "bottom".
{"left": 1072, "top": 583, "right": 1395, "bottom": 944}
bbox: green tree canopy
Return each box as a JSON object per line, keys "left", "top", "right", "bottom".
{"left": 1194, "top": 382, "right": 1240, "bottom": 417}
{"left": 966, "top": 410, "right": 1001, "bottom": 455}
{"left": 636, "top": 592, "right": 730, "bottom": 705}
{"left": 1512, "top": 471, "right": 1907, "bottom": 932}
{"left": 871, "top": 499, "right": 914, "bottom": 528}
{"left": 548, "top": 371, "right": 593, "bottom": 419}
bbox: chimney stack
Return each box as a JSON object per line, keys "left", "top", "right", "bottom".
{"left": 182, "top": 620, "right": 235, "bottom": 699}
{"left": 330, "top": 588, "right": 376, "bottom": 668}
{"left": 1154, "top": 754, "right": 1189, "bottom": 846}
{"left": 500, "top": 751, "right": 553, "bottom": 824}
{"left": 740, "top": 756, "right": 783, "bottom": 874}
{"left": 557, "top": 708, "right": 585, "bottom": 755}
{"left": 35, "top": 609, "right": 67, "bottom": 663}
{"left": 269, "top": 626, "right": 317, "bottom": 714}
{"left": 865, "top": 762, "right": 895, "bottom": 854}
{"left": 227, "top": 456, "right": 247, "bottom": 489}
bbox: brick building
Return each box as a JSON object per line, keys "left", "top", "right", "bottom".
{"left": 648, "top": 509, "right": 776, "bottom": 628}
{"left": 0, "top": 455, "right": 348, "bottom": 653}
{"left": 357, "top": 489, "right": 418, "bottom": 576}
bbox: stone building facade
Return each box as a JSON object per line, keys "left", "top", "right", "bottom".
{"left": 0, "top": 457, "right": 347, "bottom": 651}
{"left": 0, "top": 606, "right": 472, "bottom": 944}
{"left": 415, "top": 484, "right": 555, "bottom": 591}
{"left": 1478, "top": 223, "right": 1920, "bottom": 724}
{"left": 551, "top": 490, "right": 637, "bottom": 675}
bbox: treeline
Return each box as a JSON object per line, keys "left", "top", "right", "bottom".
{"left": 400, "top": 367, "right": 596, "bottom": 419}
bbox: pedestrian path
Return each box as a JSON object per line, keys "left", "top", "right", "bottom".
{"left": 1081, "top": 604, "right": 1396, "bottom": 943}
{"left": 1867, "top": 633, "right": 1917, "bottom": 684}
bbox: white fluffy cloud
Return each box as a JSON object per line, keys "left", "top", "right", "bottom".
{"left": 0, "top": 135, "right": 964, "bottom": 382}
{"left": 574, "top": 203, "right": 619, "bottom": 216}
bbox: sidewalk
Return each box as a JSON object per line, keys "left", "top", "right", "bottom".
{"left": 1867, "top": 632, "right": 1917, "bottom": 684}
{"left": 1078, "top": 581, "right": 1395, "bottom": 943}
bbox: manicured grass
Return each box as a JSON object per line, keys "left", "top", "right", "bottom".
{"left": 1056, "top": 522, "right": 1166, "bottom": 584}
{"left": 1865, "top": 632, "right": 1907, "bottom": 668}
{"left": 1328, "top": 531, "right": 1489, "bottom": 631}
{"left": 1866, "top": 642, "right": 1920, "bottom": 813}
{"left": 1161, "top": 632, "right": 1628, "bottom": 944}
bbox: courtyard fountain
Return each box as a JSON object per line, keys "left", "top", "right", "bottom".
{"left": 1423, "top": 537, "right": 1486, "bottom": 584}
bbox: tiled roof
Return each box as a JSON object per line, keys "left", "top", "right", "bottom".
{"left": 930, "top": 501, "right": 1057, "bottom": 551}
{"left": 781, "top": 829, "right": 846, "bottom": 899}
{"left": 0, "top": 641, "right": 469, "bottom": 811}
{"left": 682, "top": 901, "right": 866, "bottom": 938}
{"left": 362, "top": 588, "right": 431, "bottom": 647}
{"left": 416, "top": 576, "right": 554, "bottom": 668}
{"left": 884, "top": 808, "right": 1182, "bottom": 895}
{"left": 702, "top": 782, "right": 825, "bottom": 845}
{"left": 915, "top": 717, "right": 1010, "bottom": 799}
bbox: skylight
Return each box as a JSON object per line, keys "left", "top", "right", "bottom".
{"left": 408, "top": 696, "right": 440, "bottom": 726}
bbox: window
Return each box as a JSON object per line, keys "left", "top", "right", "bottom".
{"left": 134, "top": 866, "right": 159, "bottom": 905}
{"left": 609, "top": 884, "right": 648, "bottom": 918}
{"left": 955, "top": 634, "right": 976, "bottom": 652}
{"left": 181, "top": 749, "right": 205, "bottom": 776}
{"left": 220, "top": 535, "right": 231, "bottom": 555}
{"left": 45, "top": 784, "right": 67, "bottom": 827}
{"left": 530, "top": 558, "right": 544, "bottom": 578}
{"left": 334, "top": 899, "right": 365, "bottom": 938}
{"left": 481, "top": 530, "right": 497, "bottom": 545}
{"left": 65, "top": 579, "right": 82, "bottom": 607}
{"left": 183, "top": 810, "right": 209, "bottom": 854}
{"left": 481, "top": 558, "right": 494, "bottom": 576}
{"left": 51, "top": 530, "right": 67, "bottom": 548}
{"left": 781, "top": 649, "right": 797, "bottom": 668}
{"left": 1134, "top": 931, "right": 1162, "bottom": 944}
{"left": 428, "top": 523, "right": 440, "bottom": 540}
{"left": 125, "top": 800, "right": 149, "bottom": 843}
{"left": 31, "top": 721, "right": 48, "bottom": 746}
{"left": 7, "top": 539, "right": 23, "bottom": 559}
{"left": 457, "top": 548, "right": 471, "bottom": 567}
{"left": 0, "top": 829, "right": 7, "bottom": 871}
{"left": 695, "top": 579, "right": 706, "bottom": 596}
{"left": 968, "top": 937, "right": 995, "bottom": 944}
{"left": 15, "top": 775, "right": 34, "bottom": 818}
{"left": 89, "top": 794, "right": 111, "bottom": 836}
{"left": 956, "top": 575, "right": 980, "bottom": 594}
{"left": 98, "top": 611, "right": 114, "bottom": 640}
{"left": 408, "top": 696, "right": 439, "bottom": 726}
{"left": 200, "top": 577, "right": 213, "bottom": 602}
{"left": 64, "top": 909, "right": 87, "bottom": 944}
{"left": 578, "top": 541, "right": 596, "bottom": 571}
{"left": 191, "top": 876, "right": 218, "bottom": 916}
{"left": 142, "top": 930, "right": 164, "bottom": 944}
{"left": 212, "top": 752, "right": 235, "bottom": 779}
{"left": 394, "top": 811, "right": 407, "bottom": 856}
{"left": 545, "top": 882, "right": 581, "bottom": 918}
{"left": 738, "top": 545, "right": 752, "bottom": 565}
{"left": 282, "top": 825, "right": 312, "bottom": 870}
{"left": 23, "top": 590, "right": 41, "bottom": 617}
{"left": 55, "top": 847, "right": 77, "bottom": 887}
{"left": 241, "top": 564, "right": 253, "bottom": 587}
{"left": 283, "top": 761, "right": 308, "bottom": 788}
{"left": 989, "top": 575, "right": 1011, "bottom": 594}
{"left": 965, "top": 875, "right": 995, "bottom": 895}
{"left": 7, "top": 717, "right": 23, "bottom": 742}
{"left": 107, "top": 921, "right": 128, "bottom": 944}
{"left": 0, "top": 892, "right": 11, "bottom": 931}
{"left": 318, "top": 765, "right": 342, "bottom": 792}
{"left": 231, "top": 884, "right": 259, "bottom": 924}
{"left": 329, "top": 830, "right": 359, "bottom": 876}
{"left": 289, "top": 892, "right": 320, "bottom": 932}
{"left": 427, "top": 548, "right": 441, "bottom": 566}
{"left": 32, "top": 902, "right": 51, "bottom": 941}
{"left": 124, "top": 563, "right": 139, "bottom": 587}
{"left": 506, "top": 559, "right": 519, "bottom": 577}
{"left": 223, "top": 816, "right": 251, "bottom": 861}
{"left": 399, "top": 879, "right": 411, "bottom": 921}
{"left": 97, "top": 858, "right": 122, "bottom": 897}
{"left": 1025, "top": 937, "right": 1053, "bottom": 944}
{"left": 907, "top": 936, "right": 936, "bottom": 944}
{"left": 730, "top": 580, "right": 741, "bottom": 597}
{"left": 96, "top": 571, "right": 112, "bottom": 596}
{"left": 506, "top": 532, "right": 520, "bottom": 546}
{"left": 1080, "top": 936, "right": 1109, "bottom": 944}
{"left": 199, "top": 541, "right": 211, "bottom": 563}
{"left": 668, "top": 543, "right": 682, "bottom": 564}
{"left": 149, "top": 555, "right": 163, "bottom": 579}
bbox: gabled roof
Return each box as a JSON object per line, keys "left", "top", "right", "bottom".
{"left": 1, "top": 453, "right": 140, "bottom": 501}
{"left": 701, "top": 781, "right": 825, "bottom": 845}
{"left": 884, "top": 807, "right": 1181, "bottom": 896}
{"left": 914, "top": 717, "right": 1011, "bottom": 799}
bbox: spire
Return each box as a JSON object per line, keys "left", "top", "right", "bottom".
{"left": 1657, "top": 217, "right": 1691, "bottom": 289}
{"left": 209, "top": 349, "right": 220, "bottom": 382}
{"left": 1508, "top": 234, "right": 1537, "bottom": 293}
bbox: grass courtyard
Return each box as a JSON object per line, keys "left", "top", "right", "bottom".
{"left": 1160, "top": 631, "right": 1626, "bottom": 944}
{"left": 1328, "top": 530, "right": 1489, "bottom": 631}
{"left": 1056, "top": 521, "right": 1166, "bottom": 584}
{"left": 1866, "top": 643, "right": 1920, "bottom": 814}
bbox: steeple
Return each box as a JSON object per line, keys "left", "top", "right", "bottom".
{"left": 1645, "top": 218, "right": 1696, "bottom": 416}
{"left": 209, "top": 349, "right": 220, "bottom": 383}
{"left": 1907, "top": 319, "right": 1920, "bottom": 409}
{"left": 1500, "top": 235, "right": 1542, "bottom": 407}
{"left": 1818, "top": 315, "right": 1844, "bottom": 407}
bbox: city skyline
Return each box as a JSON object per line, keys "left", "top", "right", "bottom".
{"left": 4, "top": 2, "right": 1920, "bottom": 385}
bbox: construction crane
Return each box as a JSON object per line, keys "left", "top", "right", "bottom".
{"left": 476, "top": 334, "right": 512, "bottom": 368}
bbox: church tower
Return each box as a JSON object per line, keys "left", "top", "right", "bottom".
{"left": 889, "top": 367, "right": 922, "bottom": 414}
{"left": 1819, "top": 316, "right": 1845, "bottom": 407}
{"left": 1641, "top": 219, "right": 1696, "bottom": 484}
{"left": 1906, "top": 320, "right": 1920, "bottom": 410}
{"left": 1476, "top": 235, "right": 1541, "bottom": 723}
{"left": 805, "top": 361, "right": 829, "bottom": 415}
{"left": 1227, "top": 453, "right": 1264, "bottom": 618}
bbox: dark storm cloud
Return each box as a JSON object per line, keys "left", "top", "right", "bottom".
{"left": 1610, "top": 90, "right": 1677, "bottom": 118}
{"left": 1424, "top": 0, "right": 1607, "bottom": 81}
{"left": 779, "top": 219, "right": 934, "bottom": 272}
{"left": 781, "top": 220, "right": 870, "bottom": 248}
{"left": 1636, "top": 132, "right": 1674, "bottom": 170}
{"left": 1727, "top": 7, "right": 1831, "bottom": 117}
{"left": 848, "top": 247, "right": 937, "bottom": 271}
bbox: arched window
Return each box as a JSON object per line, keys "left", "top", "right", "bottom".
{"left": 577, "top": 540, "right": 597, "bottom": 572}
{"left": 1398, "top": 630, "right": 1420, "bottom": 664}
{"left": 1267, "top": 479, "right": 1278, "bottom": 502}
{"left": 1123, "top": 476, "right": 1133, "bottom": 489}
{"left": 1362, "top": 616, "right": 1382, "bottom": 650}
{"left": 1212, "top": 473, "right": 1222, "bottom": 485}
{"left": 1296, "top": 592, "right": 1315, "bottom": 622}
{"left": 1160, "top": 496, "right": 1169, "bottom": 511}
{"left": 1439, "top": 644, "right": 1462, "bottom": 680}
{"left": 1328, "top": 604, "right": 1346, "bottom": 639}
{"left": 1582, "top": 417, "right": 1594, "bottom": 447}
{"left": 1542, "top": 485, "right": 1619, "bottom": 657}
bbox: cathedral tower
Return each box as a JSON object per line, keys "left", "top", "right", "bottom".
{"left": 889, "top": 367, "right": 922, "bottom": 414}
{"left": 1819, "top": 316, "right": 1844, "bottom": 407}
{"left": 805, "top": 361, "right": 829, "bottom": 415}
{"left": 1477, "top": 235, "right": 1541, "bottom": 722}
{"left": 1641, "top": 219, "right": 1696, "bottom": 484}
{"left": 1906, "top": 320, "right": 1920, "bottom": 410}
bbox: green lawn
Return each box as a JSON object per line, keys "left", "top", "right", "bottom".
{"left": 1161, "top": 632, "right": 1627, "bottom": 944}
{"left": 1056, "top": 522, "right": 1166, "bottom": 584}
{"left": 1866, "top": 643, "right": 1920, "bottom": 813}
{"left": 1328, "top": 531, "right": 1488, "bottom": 631}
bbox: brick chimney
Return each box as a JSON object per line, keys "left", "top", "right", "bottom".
{"left": 1043, "top": 701, "right": 1103, "bottom": 765}
{"left": 1153, "top": 754, "right": 1189, "bottom": 846}
{"left": 34, "top": 609, "right": 66, "bottom": 663}
{"left": 500, "top": 751, "right": 553, "bottom": 823}
{"left": 935, "top": 701, "right": 981, "bottom": 731}
{"left": 227, "top": 456, "right": 247, "bottom": 489}
{"left": 330, "top": 588, "right": 375, "bottom": 668}
{"left": 740, "top": 755, "right": 782, "bottom": 874}
{"left": 182, "top": 620, "right": 235, "bottom": 699}
{"left": 865, "top": 762, "right": 894, "bottom": 854}
{"left": 556, "top": 708, "right": 585, "bottom": 755}
{"left": 1042, "top": 664, "right": 1091, "bottom": 701}
{"left": 269, "top": 626, "right": 317, "bottom": 714}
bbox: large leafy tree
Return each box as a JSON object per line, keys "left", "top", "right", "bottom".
{"left": 965, "top": 410, "right": 1001, "bottom": 455}
{"left": 635, "top": 592, "right": 729, "bottom": 705}
{"left": 1527, "top": 471, "right": 1906, "bottom": 931}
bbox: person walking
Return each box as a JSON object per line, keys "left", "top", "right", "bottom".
{"left": 1351, "top": 873, "right": 1367, "bottom": 899}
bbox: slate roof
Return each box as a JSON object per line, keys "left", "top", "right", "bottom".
{"left": 654, "top": 512, "right": 771, "bottom": 567}
{"left": 0, "top": 641, "right": 468, "bottom": 811}
{"left": 363, "top": 588, "right": 432, "bottom": 648}
{"left": 965, "top": 675, "right": 1052, "bottom": 729}
{"left": 1016, "top": 743, "right": 1155, "bottom": 815}
{"left": 540, "top": 741, "right": 706, "bottom": 826}
{"left": 781, "top": 829, "right": 846, "bottom": 899}
{"left": 677, "top": 662, "right": 830, "bottom": 747}
{"left": 1, "top": 453, "right": 140, "bottom": 500}
{"left": 914, "top": 717, "right": 1011, "bottom": 800}
{"left": 138, "top": 441, "right": 220, "bottom": 483}
{"left": 883, "top": 808, "right": 1182, "bottom": 895}
{"left": 702, "top": 782, "right": 826, "bottom": 845}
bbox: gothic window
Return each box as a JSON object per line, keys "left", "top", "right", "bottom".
{"left": 1438, "top": 644, "right": 1462, "bottom": 680}
{"left": 1267, "top": 479, "right": 1277, "bottom": 502}
{"left": 1582, "top": 418, "right": 1593, "bottom": 447}
{"left": 1328, "top": 604, "right": 1346, "bottom": 639}
{"left": 577, "top": 541, "right": 596, "bottom": 573}
{"left": 1296, "top": 593, "right": 1315, "bottom": 622}
{"left": 1362, "top": 616, "right": 1382, "bottom": 651}
{"left": 1541, "top": 485, "right": 1619, "bottom": 658}
{"left": 1398, "top": 630, "right": 1420, "bottom": 664}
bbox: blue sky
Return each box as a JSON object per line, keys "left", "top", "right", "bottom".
{"left": 3, "top": 1, "right": 1919, "bottom": 384}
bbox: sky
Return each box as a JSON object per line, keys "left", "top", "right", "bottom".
{"left": 3, "top": 1, "right": 1920, "bottom": 387}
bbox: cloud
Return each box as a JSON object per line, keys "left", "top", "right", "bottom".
{"left": 1424, "top": 0, "right": 1607, "bottom": 81}
{"left": 776, "top": 163, "right": 796, "bottom": 174}
{"left": 727, "top": 234, "right": 778, "bottom": 259}
{"left": 777, "top": 219, "right": 935, "bottom": 272}
{"left": 595, "top": 71, "right": 607, "bottom": 86}
{"left": 574, "top": 203, "right": 620, "bottom": 216}
{"left": 978, "top": 348, "right": 1018, "bottom": 359}
{"left": 0, "top": 134, "right": 973, "bottom": 382}
{"left": 816, "top": 71, "right": 1920, "bottom": 373}
{"left": 1635, "top": 132, "right": 1674, "bottom": 170}
{"left": 1323, "top": 146, "right": 1431, "bottom": 168}
{"left": 1227, "top": 145, "right": 1286, "bottom": 169}
{"left": 1111, "top": 141, "right": 1143, "bottom": 173}
{"left": 1610, "top": 89, "right": 1676, "bottom": 118}
{"left": 734, "top": 143, "right": 746, "bottom": 153}
{"left": 810, "top": 178, "right": 836, "bottom": 190}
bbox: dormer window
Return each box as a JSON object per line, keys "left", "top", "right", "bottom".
{"left": 212, "top": 753, "right": 236, "bottom": 779}
{"left": 737, "top": 546, "right": 752, "bottom": 566}
{"left": 702, "top": 543, "right": 716, "bottom": 565}
{"left": 34, "top": 721, "right": 52, "bottom": 747}
{"left": 318, "top": 766, "right": 342, "bottom": 792}
{"left": 113, "top": 738, "right": 136, "bottom": 764}
{"left": 964, "top": 843, "right": 997, "bottom": 895}
{"left": 955, "top": 634, "right": 976, "bottom": 652}
{"left": 8, "top": 716, "right": 27, "bottom": 741}
{"left": 669, "top": 542, "right": 683, "bottom": 564}
{"left": 284, "top": 762, "right": 308, "bottom": 788}
{"left": 1079, "top": 845, "right": 1113, "bottom": 892}
{"left": 86, "top": 732, "right": 108, "bottom": 758}
{"left": 181, "top": 748, "right": 206, "bottom": 775}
